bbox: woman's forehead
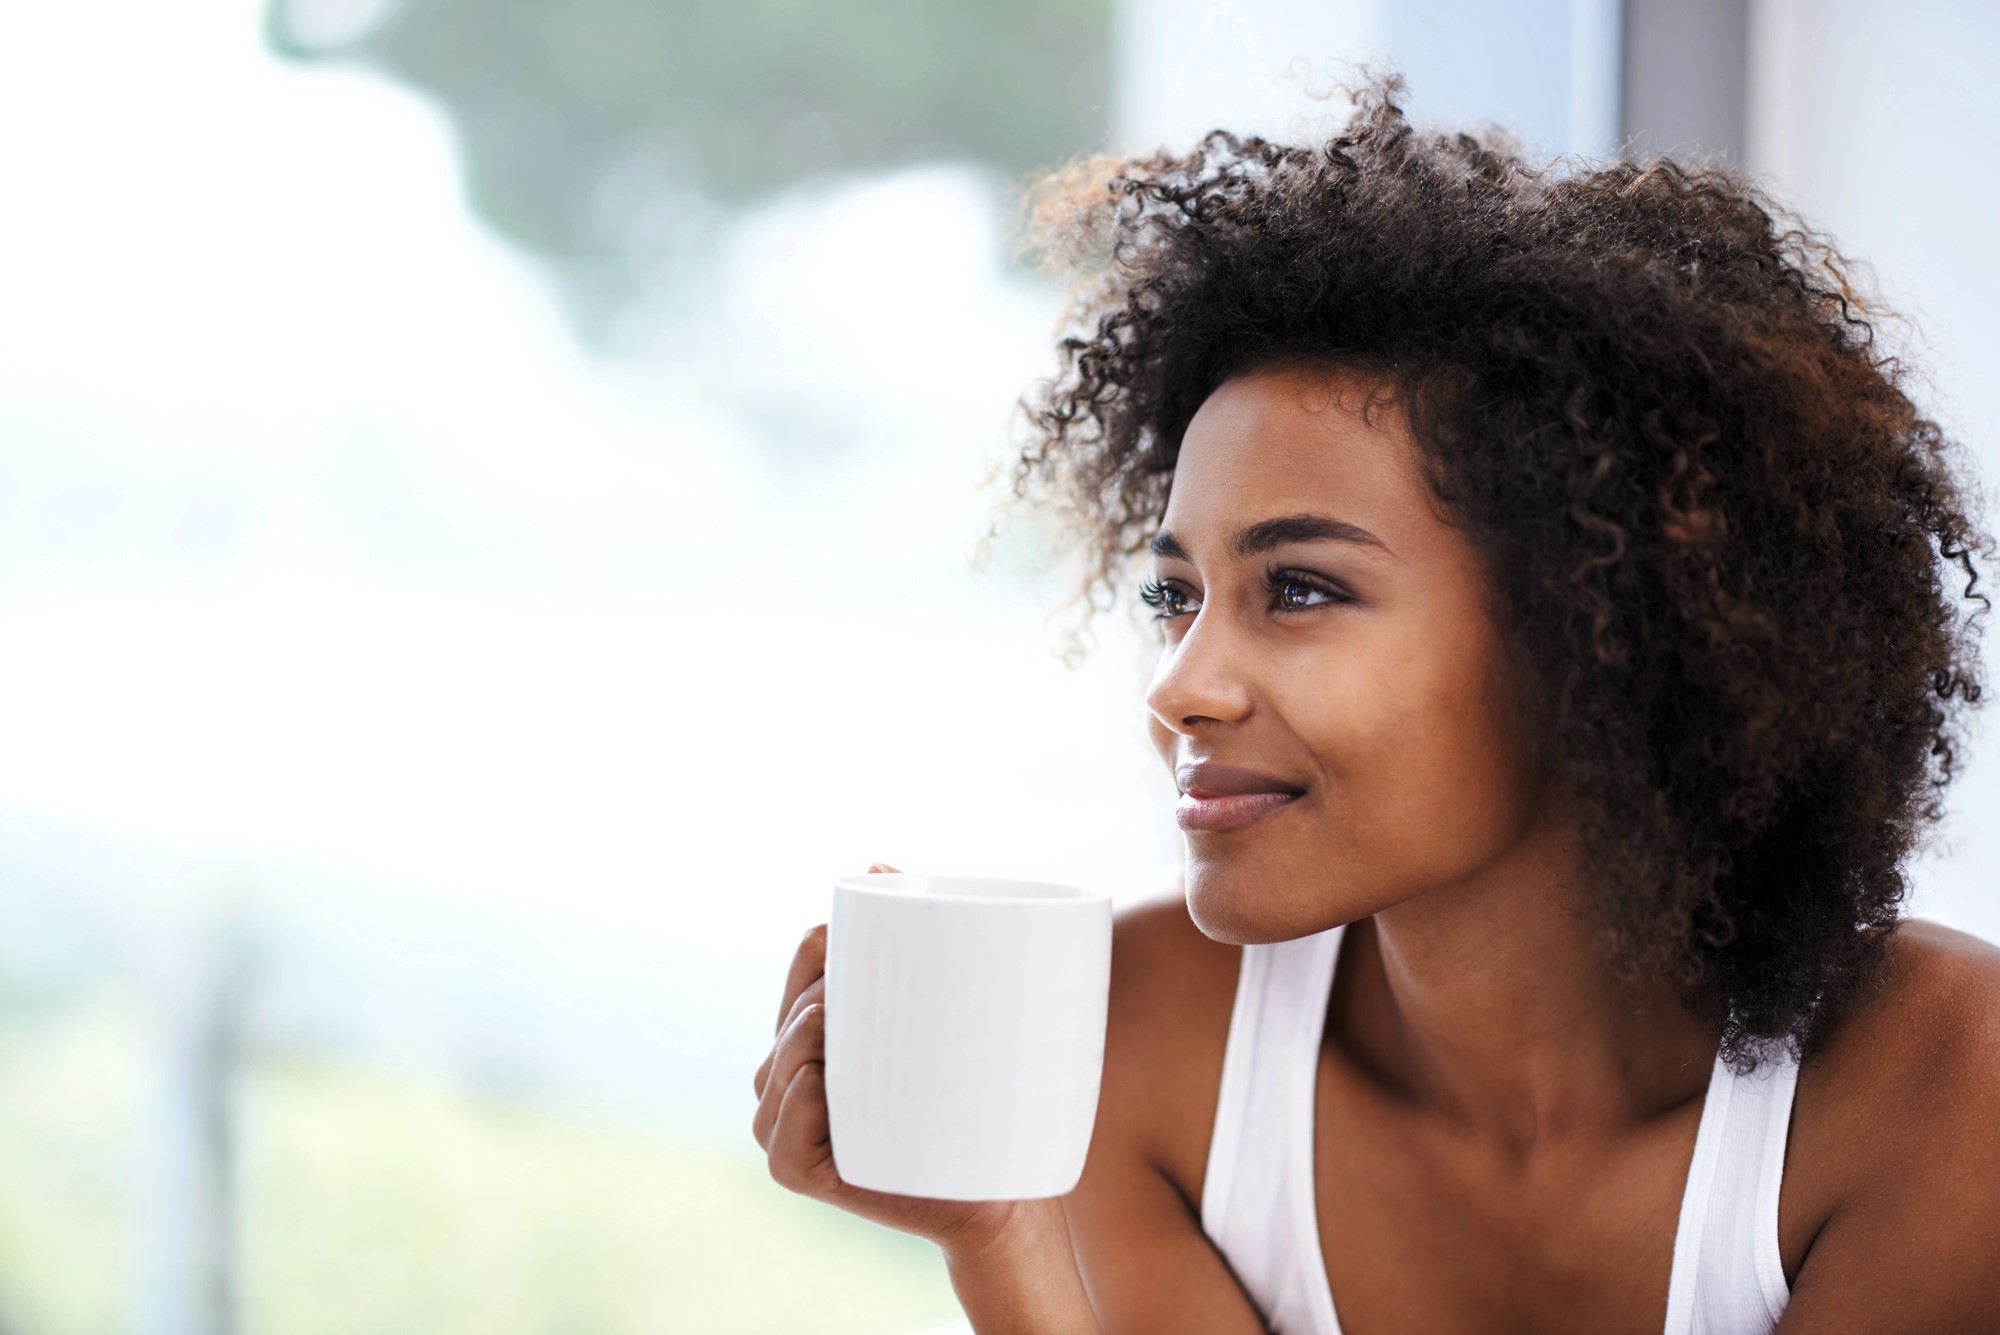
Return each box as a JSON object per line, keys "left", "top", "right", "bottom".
{"left": 1162, "top": 366, "right": 1429, "bottom": 546}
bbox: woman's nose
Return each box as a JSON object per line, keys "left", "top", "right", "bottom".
{"left": 1144, "top": 612, "right": 1255, "bottom": 734}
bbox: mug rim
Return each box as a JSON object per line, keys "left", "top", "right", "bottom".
{"left": 833, "top": 870, "right": 1108, "bottom": 904}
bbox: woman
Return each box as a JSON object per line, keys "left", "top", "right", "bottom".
{"left": 751, "top": 77, "right": 2000, "bottom": 1332}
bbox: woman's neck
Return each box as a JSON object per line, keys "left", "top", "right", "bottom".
{"left": 1329, "top": 816, "right": 1722, "bottom": 1157}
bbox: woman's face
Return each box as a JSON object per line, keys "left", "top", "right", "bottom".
{"left": 1144, "top": 364, "right": 1556, "bottom": 944}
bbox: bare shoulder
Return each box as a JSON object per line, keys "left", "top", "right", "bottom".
{"left": 1808, "top": 917, "right": 2000, "bottom": 1099}
{"left": 1109, "top": 872, "right": 1242, "bottom": 1020}
{"left": 1781, "top": 917, "right": 2000, "bottom": 1315}
{"left": 1875, "top": 916, "right": 2000, "bottom": 1027}
{"left": 1059, "top": 872, "right": 1270, "bottom": 1333}
{"left": 1099, "top": 871, "right": 1245, "bottom": 1201}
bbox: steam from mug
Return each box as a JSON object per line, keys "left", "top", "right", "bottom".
{"left": 824, "top": 872, "right": 1113, "bottom": 1201}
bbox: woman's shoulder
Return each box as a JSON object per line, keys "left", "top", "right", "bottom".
{"left": 1805, "top": 916, "right": 2000, "bottom": 1095}
{"left": 1100, "top": 872, "right": 1244, "bottom": 1204}
{"left": 1778, "top": 916, "right": 2000, "bottom": 1304}
{"left": 1800, "top": 916, "right": 2000, "bottom": 1133}
{"left": 1110, "top": 870, "right": 1238, "bottom": 981}
{"left": 1065, "top": 876, "right": 1287, "bottom": 1331}
{"left": 1108, "top": 872, "right": 1244, "bottom": 1067}
{"left": 1105, "top": 870, "right": 1242, "bottom": 1077}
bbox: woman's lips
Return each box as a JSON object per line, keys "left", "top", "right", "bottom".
{"left": 1175, "top": 790, "right": 1302, "bottom": 833}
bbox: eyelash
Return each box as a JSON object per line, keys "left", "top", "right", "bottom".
{"left": 1136, "top": 565, "right": 1353, "bottom": 620}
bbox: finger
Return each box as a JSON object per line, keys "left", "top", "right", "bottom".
{"left": 766, "top": 1059, "right": 833, "bottom": 1195}
{"left": 775, "top": 923, "right": 827, "bottom": 1036}
{"left": 752, "top": 975, "right": 822, "bottom": 1100}
{"left": 752, "top": 999, "right": 825, "bottom": 1150}
{"left": 775, "top": 976, "right": 824, "bottom": 1047}
{"left": 868, "top": 862, "right": 901, "bottom": 873}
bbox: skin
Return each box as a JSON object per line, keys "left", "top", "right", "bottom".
{"left": 755, "top": 364, "right": 2000, "bottom": 1332}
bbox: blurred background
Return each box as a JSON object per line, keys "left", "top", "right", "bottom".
{"left": 0, "top": 1, "right": 1994, "bottom": 1331}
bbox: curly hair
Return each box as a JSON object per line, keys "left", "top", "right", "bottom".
{"left": 1003, "top": 74, "right": 1993, "bottom": 1066}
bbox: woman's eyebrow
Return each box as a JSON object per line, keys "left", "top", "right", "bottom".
{"left": 1149, "top": 512, "right": 1389, "bottom": 561}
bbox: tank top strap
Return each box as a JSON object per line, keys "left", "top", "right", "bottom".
{"left": 1200, "top": 925, "right": 1345, "bottom": 1335}
{"left": 1661, "top": 1043, "right": 1799, "bottom": 1335}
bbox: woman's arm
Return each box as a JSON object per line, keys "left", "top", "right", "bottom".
{"left": 942, "top": 1198, "right": 1102, "bottom": 1335}
{"left": 1059, "top": 1121, "right": 1273, "bottom": 1334}
{"left": 943, "top": 1179, "right": 1273, "bottom": 1335}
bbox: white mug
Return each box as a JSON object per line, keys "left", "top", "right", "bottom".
{"left": 824, "top": 871, "right": 1113, "bottom": 1201}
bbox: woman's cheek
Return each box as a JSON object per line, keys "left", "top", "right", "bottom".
{"left": 1397, "top": 705, "right": 1541, "bottom": 882}
{"left": 1320, "top": 661, "right": 1507, "bottom": 878}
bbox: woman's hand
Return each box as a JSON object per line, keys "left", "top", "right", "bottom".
{"left": 750, "top": 862, "right": 1024, "bottom": 1256}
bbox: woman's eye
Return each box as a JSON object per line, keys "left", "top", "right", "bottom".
{"left": 1137, "top": 578, "right": 1195, "bottom": 619}
{"left": 1267, "top": 568, "right": 1351, "bottom": 611}
{"left": 1141, "top": 571, "right": 1350, "bottom": 619}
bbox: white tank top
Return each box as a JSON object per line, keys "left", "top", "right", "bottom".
{"left": 1199, "top": 923, "right": 1799, "bottom": 1335}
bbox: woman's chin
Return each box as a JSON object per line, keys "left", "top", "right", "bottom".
{"left": 1183, "top": 867, "right": 1303, "bottom": 946}
{"left": 1184, "top": 857, "right": 1378, "bottom": 945}
{"left": 1184, "top": 890, "right": 1257, "bottom": 946}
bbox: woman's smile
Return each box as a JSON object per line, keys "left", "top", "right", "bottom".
{"left": 1174, "top": 788, "right": 1302, "bottom": 833}
{"left": 1174, "top": 760, "right": 1310, "bottom": 833}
